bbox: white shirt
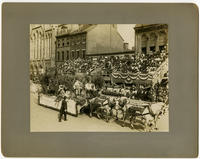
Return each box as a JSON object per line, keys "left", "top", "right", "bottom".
{"left": 85, "top": 83, "right": 93, "bottom": 90}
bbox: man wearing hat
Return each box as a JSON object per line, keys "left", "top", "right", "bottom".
{"left": 59, "top": 96, "right": 68, "bottom": 122}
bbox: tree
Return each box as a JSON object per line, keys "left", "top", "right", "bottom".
{"left": 92, "top": 72, "right": 104, "bottom": 89}
{"left": 39, "top": 74, "right": 50, "bottom": 94}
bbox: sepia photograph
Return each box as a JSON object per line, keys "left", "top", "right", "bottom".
{"left": 30, "top": 24, "right": 169, "bottom": 132}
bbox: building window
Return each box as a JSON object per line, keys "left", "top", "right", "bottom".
{"left": 70, "top": 51, "right": 72, "bottom": 59}
{"left": 55, "top": 52, "right": 57, "bottom": 61}
{"left": 141, "top": 34, "right": 148, "bottom": 52}
{"left": 62, "top": 51, "right": 64, "bottom": 61}
{"left": 57, "top": 40, "right": 61, "bottom": 48}
{"left": 82, "top": 36, "right": 86, "bottom": 44}
{"left": 82, "top": 50, "right": 86, "bottom": 59}
{"left": 76, "top": 50, "right": 79, "bottom": 59}
{"left": 159, "top": 45, "right": 165, "bottom": 52}
{"left": 142, "top": 47, "right": 147, "bottom": 54}
{"left": 150, "top": 46, "right": 156, "bottom": 52}
{"left": 67, "top": 41, "right": 70, "bottom": 46}
{"left": 57, "top": 51, "right": 60, "bottom": 61}
{"left": 71, "top": 51, "right": 75, "bottom": 59}
{"left": 79, "top": 51, "right": 83, "bottom": 58}
{"left": 66, "top": 51, "right": 69, "bottom": 60}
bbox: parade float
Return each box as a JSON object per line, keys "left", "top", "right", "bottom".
{"left": 38, "top": 93, "right": 79, "bottom": 116}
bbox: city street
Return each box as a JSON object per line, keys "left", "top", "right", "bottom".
{"left": 30, "top": 92, "right": 169, "bottom": 132}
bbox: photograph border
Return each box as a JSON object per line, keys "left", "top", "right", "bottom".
{"left": 1, "top": 3, "right": 198, "bottom": 157}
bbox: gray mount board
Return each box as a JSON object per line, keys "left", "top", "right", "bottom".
{"left": 1, "top": 3, "right": 198, "bottom": 157}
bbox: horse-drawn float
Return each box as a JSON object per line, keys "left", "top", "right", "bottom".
{"left": 37, "top": 89, "right": 166, "bottom": 132}
{"left": 38, "top": 93, "right": 79, "bottom": 117}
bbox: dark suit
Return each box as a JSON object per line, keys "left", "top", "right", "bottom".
{"left": 59, "top": 99, "right": 67, "bottom": 122}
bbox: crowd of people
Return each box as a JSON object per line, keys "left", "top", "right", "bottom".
{"left": 34, "top": 50, "right": 169, "bottom": 105}
{"left": 57, "top": 50, "right": 168, "bottom": 75}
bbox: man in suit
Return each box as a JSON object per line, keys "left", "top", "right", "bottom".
{"left": 59, "top": 96, "right": 68, "bottom": 122}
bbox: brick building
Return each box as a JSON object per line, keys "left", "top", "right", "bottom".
{"left": 55, "top": 24, "right": 124, "bottom": 66}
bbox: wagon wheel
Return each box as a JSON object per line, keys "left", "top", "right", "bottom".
{"left": 144, "top": 125, "right": 152, "bottom": 132}
{"left": 117, "top": 109, "right": 125, "bottom": 120}
{"left": 137, "top": 115, "right": 149, "bottom": 132}
{"left": 104, "top": 109, "right": 111, "bottom": 123}
{"left": 103, "top": 108, "right": 110, "bottom": 122}
{"left": 130, "top": 116, "right": 136, "bottom": 129}
{"left": 108, "top": 109, "right": 114, "bottom": 122}
{"left": 96, "top": 107, "right": 102, "bottom": 119}
{"left": 144, "top": 119, "right": 153, "bottom": 132}
{"left": 96, "top": 107, "right": 110, "bottom": 122}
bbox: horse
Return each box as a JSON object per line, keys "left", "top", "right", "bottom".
{"left": 121, "top": 102, "right": 166, "bottom": 131}
{"left": 121, "top": 103, "right": 149, "bottom": 129}
{"left": 88, "top": 96, "right": 107, "bottom": 117}
{"left": 144, "top": 102, "right": 167, "bottom": 131}
{"left": 80, "top": 92, "right": 117, "bottom": 122}
{"left": 110, "top": 97, "right": 129, "bottom": 121}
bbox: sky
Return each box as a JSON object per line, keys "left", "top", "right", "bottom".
{"left": 117, "top": 24, "right": 136, "bottom": 49}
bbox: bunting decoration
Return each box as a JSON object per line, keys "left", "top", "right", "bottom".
{"left": 111, "top": 58, "right": 168, "bottom": 85}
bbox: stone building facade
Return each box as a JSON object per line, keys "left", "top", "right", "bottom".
{"left": 55, "top": 24, "right": 124, "bottom": 66}
{"left": 30, "top": 24, "right": 58, "bottom": 75}
{"left": 123, "top": 42, "right": 129, "bottom": 51}
{"left": 134, "top": 24, "right": 168, "bottom": 55}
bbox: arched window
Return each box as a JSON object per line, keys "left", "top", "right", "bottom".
{"left": 71, "top": 50, "right": 74, "bottom": 59}
{"left": 76, "top": 50, "right": 79, "bottom": 59}
{"left": 66, "top": 51, "right": 69, "bottom": 60}
{"left": 82, "top": 50, "right": 86, "bottom": 59}
{"left": 33, "top": 34, "right": 36, "bottom": 59}
{"left": 57, "top": 51, "right": 60, "bottom": 61}
{"left": 141, "top": 34, "right": 148, "bottom": 54}
{"left": 149, "top": 33, "right": 157, "bottom": 52}
{"left": 159, "top": 31, "right": 167, "bottom": 52}
{"left": 150, "top": 33, "right": 157, "bottom": 45}
{"left": 62, "top": 51, "right": 64, "bottom": 61}
{"left": 57, "top": 39, "right": 60, "bottom": 47}
{"left": 159, "top": 31, "right": 167, "bottom": 45}
{"left": 79, "top": 50, "right": 83, "bottom": 59}
{"left": 62, "top": 38, "right": 65, "bottom": 47}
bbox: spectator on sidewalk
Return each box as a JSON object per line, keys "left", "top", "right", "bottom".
{"left": 59, "top": 96, "right": 68, "bottom": 122}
